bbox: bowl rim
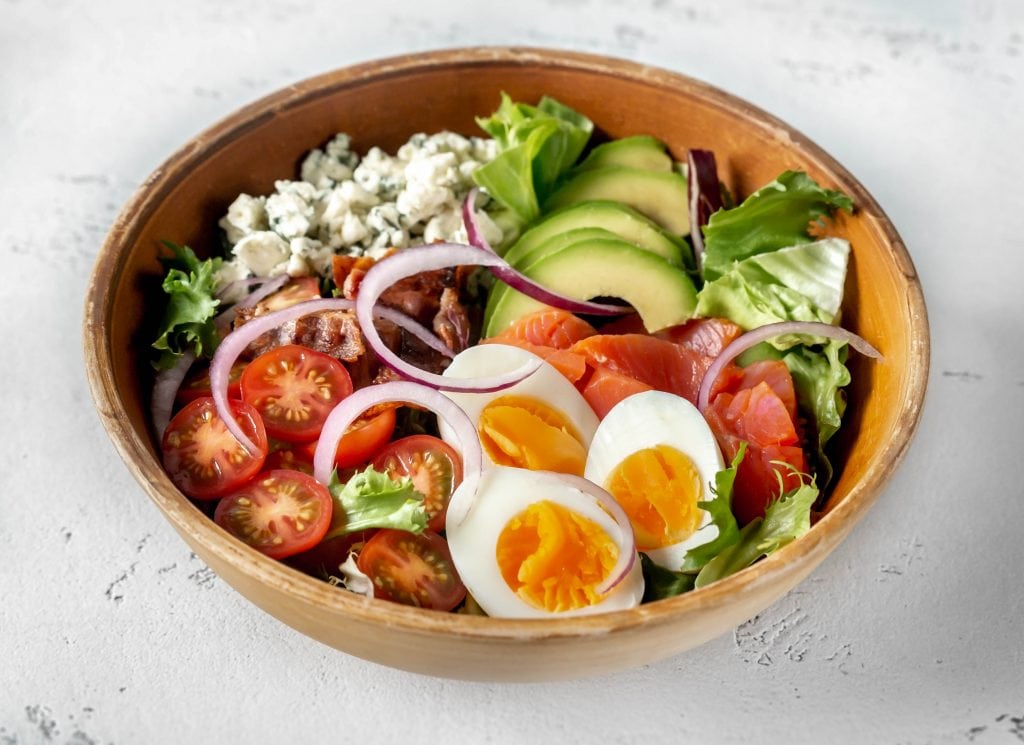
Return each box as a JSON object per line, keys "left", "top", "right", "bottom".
{"left": 83, "top": 45, "right": 930, "bottom": 642}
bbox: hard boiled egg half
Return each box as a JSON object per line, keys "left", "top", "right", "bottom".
{"left": 439, "top": 344, "right": 599, "bottom": 476}
{"left": 446, "top": 466, "right": 644, "bottom": 619}
{"left": 585, "top": 390, "right": 725, "bottom": 571}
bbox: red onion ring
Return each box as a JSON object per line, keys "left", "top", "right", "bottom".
{"left": 355, "top": 244, "right": 545, "bottom": 393}
{"left": 549, "top": 473, "right": 638, "bottom": 596}
{"left": 213, "top": 274, "right": 290, "bottom": 331}
{"left": 215, "top": 275, "right": 276, "bottom": 301}
{"left": 312, "top": 382, "right": 483, "bottom": 520}
{"left": 210, "top": 298, "right": 453, "bottom": 454}
{"left": 687, "top": 149, "right": 723, "bottom": 272}
{"left": 150, "top": 350, "right": 196, "bottom": 439}
{"left": 696, "top": 320, "right": 883, "bottom": 412}
{"left": 462, "top": 189, "right": 631, "bottom": 317}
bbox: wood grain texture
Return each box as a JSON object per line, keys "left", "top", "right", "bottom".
{"left": 82, "top": 47, "right": 929, "bottom": 681}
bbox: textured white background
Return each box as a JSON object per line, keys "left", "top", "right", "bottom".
{"left": 3, "top": 0, "right": 1024, "bottom": 743}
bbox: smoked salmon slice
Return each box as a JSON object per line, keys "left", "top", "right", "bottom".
{"left": 480, "top": 338, "right": 588, "bottom": 383}
{"left": 488, "top": 309, "right": 597, "bottom": 350}
{"left": 570, "top": 333, "right": 714, "bottom": 405}
{"left": 598, "top": 316, "right": 743, "bottom": 358}
{"left": 578, "top": 365, "right": 654, "bottom": 419}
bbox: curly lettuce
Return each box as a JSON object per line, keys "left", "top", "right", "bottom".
{"left": 325, "top": 466, "right": 428, "bottom": 539}
{"left": 151, "top": 241, "right": 222, "bottom": 370}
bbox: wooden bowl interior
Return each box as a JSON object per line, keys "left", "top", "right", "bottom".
{"left": 86, "top": 48, "right": 928, "bottom": 681}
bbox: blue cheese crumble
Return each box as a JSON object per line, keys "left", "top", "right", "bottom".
{"left": 215, "top": 131, "right": 502, "bottom": 294}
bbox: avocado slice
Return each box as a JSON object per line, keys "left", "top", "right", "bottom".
{"left": 486, "top": 230, "right": 659, "bottom": 330}
{"left": 507, "top": 201, "right": 690, "bottom": 269}
{"left": 483, "top": 239, "right": 698, "bottom": 337}
{"left": 574, "top": 135, "right": 673, "bottom": 173}
{"left": 544, "top": 167, "right": 691, "bottom": 235}
{"left": 502, "top": 226, "right": 623, "bottom": 268}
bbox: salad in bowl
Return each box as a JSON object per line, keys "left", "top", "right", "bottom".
{"left": 149, "top": 92, "right": 878, "bottom": 619}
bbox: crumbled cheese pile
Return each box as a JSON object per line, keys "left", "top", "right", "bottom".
{"left": 215, "top": 131, "right": 503, "bottom": 295}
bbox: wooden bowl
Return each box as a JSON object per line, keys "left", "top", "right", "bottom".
{"left": 83, "top": 47, "right": 929, "bottom": 681}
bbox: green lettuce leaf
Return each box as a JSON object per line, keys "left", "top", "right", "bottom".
{"left": 151, "top": 241, "right": 222, "bottom": 370}
{"left": 701, "top": 171, "right": 853, "bottom": 281}
{"left": 695, "top": 478, "right": 818, "bottom": 588}
{"left": 782, "top": 340, "right": 850, "bottom": 487}
{"left": 695, "top": 238, "right": 850, "bottom": 338}
{"left": 473, "top": 93, "right": 593, "bottom": 224}
{"left": 325, "top": 466, "right": 427, "bottom": 539}
{"left": 640, "top": 553, "right": 695, "bottom": 602}
{"left": 679, "top": 443, "right": 745, "bottom": 573}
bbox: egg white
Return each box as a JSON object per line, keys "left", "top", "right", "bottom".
{"left": 584, "top": 390, "right": 726, "bottom": 571}
{"left": 438, "top": 344, "right": 599, "bottom": 467}
{"left": 446, "top": 466, "right": 644, "bottom": 619}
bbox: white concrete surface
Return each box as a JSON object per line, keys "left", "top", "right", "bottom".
{"left": 3, "top": 1, "right": 1023, "bottom": 743}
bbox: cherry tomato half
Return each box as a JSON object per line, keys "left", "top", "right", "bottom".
{"left": 372, "top": 435, "right": 462, "bottom": 531}
{"left": 264, "top": 446, "right": 315, "bottom": 475}
{"left": 286, "top": 529, "right": 377, "bottom": 581}
{"left": 161, "top": 396, "right": 268, "bottom": 500}
{"left": 176, "top": 361, "right": 247, "bottom": 405}
{"left": 357, "top": 529, "right": 466, "bottom": 611}
{"left": 214, "top": 469, "right": 333, "bottom": 559}
{"left": 325, "top": 407, "right": 398, "bottom": 469}
{"left": 241, "top": 344, "right": 354, "bottom": 443}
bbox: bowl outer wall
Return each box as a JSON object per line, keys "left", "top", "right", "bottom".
{"left": 82, "top": 46, "right": 929, "bottom": 681}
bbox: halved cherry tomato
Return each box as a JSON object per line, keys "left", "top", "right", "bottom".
{"left": 241, "top": 344, "right": 354, "bottom": 442}
{"left": 264, "top": 446, "right": 315, "bottom": 475}
{"left": 287, "top": 529, "right": 377, "bottom": 581}
{"left": 324, "top": 407, "right": 398, "bottom": 468}
{"left": 357, "top": 529, "right": 466, "bottom": 611}
{"left": 214, "top": 469, "right": 333, "bottom": 559}
{"left": 258, "top": 276, "right": 321, "bottom": 313}
{"left": 161, "top": 396, "right": 268, "bottom": 500}
{"left": 372, "top": 435, "right": 462, "bottom": 531}
{"left": 176, "top": 361, "right": 247, "bottom": 405}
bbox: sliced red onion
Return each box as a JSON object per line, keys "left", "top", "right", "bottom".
{"left": 356, "top": 244, "right": 544, "bottom": 392}
{"left": 213, "top": 274, "right": 290, "bottom": 330}
{"left": 549, "top": 473, "right": 638, "bottom": 596}
{"left": 233, "top": 274, "right": 290, "bottom": 310}
{"left": 462, "top": 190, "right": 631, "bottom": 317}
{"left": 210, "top": 298, "right": 453, "bottom": 454}
{"left": 687, "top": 149, "right": 723, "bottom": 272}
{"left": 697, "top": 320, "right": 884, "bottom": 412}
{"left": 215, "top": 275, "right": 274, "bottom": 301}
{"left": 151, "top": 350, "right": 196, "bottom": 439}
{"left": 312, "top": 382, "right": 483, "bottom": 521}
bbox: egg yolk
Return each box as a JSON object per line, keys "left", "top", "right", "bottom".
{"left": 603, "top": 444, "right": 703, "bottom": 551}
{"left": 496, "top": 500, "right": 618, "bottom": 613}
{"left": 477, "top": 395, "right": 587, "bottom": 476}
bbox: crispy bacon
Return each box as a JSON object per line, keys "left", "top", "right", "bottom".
{"left": 237, "top": 253, "right": 476, "bottom": 390}
{"left": 235, "top": 307, "right": 366, "bottom": 362}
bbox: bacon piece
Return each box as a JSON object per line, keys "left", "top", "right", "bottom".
{"left": 236, "top": 308, "right": 366, "bottom": 362}
{"left": 433, "top": 287, "right": 471, "bottom": 353}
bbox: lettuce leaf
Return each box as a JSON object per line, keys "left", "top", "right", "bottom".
{"left": 782, "top": 341, "right": 850, "bottom": 487}
{"left": 695, "top": 479, "right": 817, "bottom": 588}
{"left": 640, "top": 553, "right": 695, "bottom": 602}
{"left": 325, "top": 466, "right": 427, "bottom": 539}
{"left": 679, "top": 443, "right": 745, "bottom": 573}
{"left": 473, "top": 93, "right": 593, "bottom": 225}
{"left": 151, "top": 241, "right": 222, "bottom": 370}
{"left": 695, "top": 238, "right": 850, "bottom": 342}
{"left": 701, "top": 171, "right": 853, "bottom": 281}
